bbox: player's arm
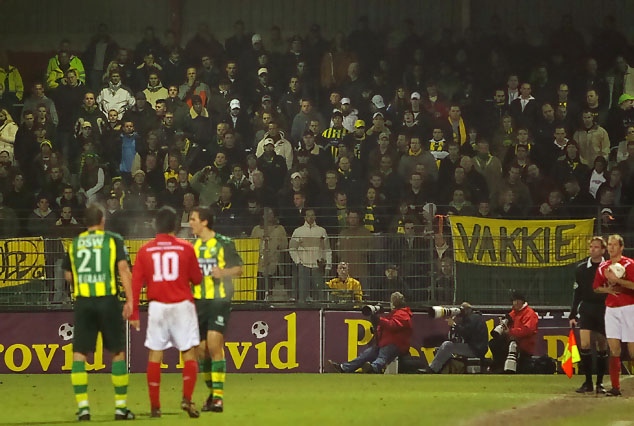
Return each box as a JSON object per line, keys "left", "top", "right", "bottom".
{"left": 188, "top": 245, "right": 203, "bottom": 285}
{"left": 605, "top": 263, "right": 634, "bottom": 290}
{"left": 213, "top": 240, "right": 243, "bottom": 279}
{"left": 114, "top": 236, "right": 134, "bottom": 320}
{"left": 593, "top": 266, "right": 620, "bottom": 295}
{"left": 130, "top": 249, "right": 147, "bottom": 328}
{"left": 569, "top": 267, "right": 582, "bottom": 326}
{"left": 509, "top": 312, "right": 538, "bottom": 337}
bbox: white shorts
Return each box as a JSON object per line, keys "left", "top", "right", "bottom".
{"left": 604, "top": 304, "right": 634, "bottom": 342}
{"left": 145, "top": 300, "right": 200, "bottom": 351}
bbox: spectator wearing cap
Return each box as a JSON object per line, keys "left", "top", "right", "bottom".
{"left": 142, "top": 72, "right": 168, "bottom": 110}
{"left": 257, "top": 137, "right": 287, "bottom": 189}
{"left": 329, "top": 100, "right": 353, "bottom": 135}
{"left": 221, "top": 98, "right": 253, "bottom": 145}
{"left": 252, "top": 67, "right": 277, "bottom": 107}
{"left": 122, "top": 91, "right": 155, "bottom": 138}
{"left": 256, "top": 122, "right": 293, "bottom": 169}
{"left": 369, "top": 94, "right": 392, "bottom": 126}
{"left": 342, "top": 119, "right": 372, "bottom": 172}
{"left": 605, "top": 93, "right": 634, "bottom": 145}
{"left": 124, "top": 169, "right": 150, "bottom": 214}
{"left": 183, "top": 94, "right": 214, "bottom": 146}
{"left": 240, "top": 33, "right": 267, "bottom": 80}
{"left": 178, "top": 67, "right": 210, "bottom": 109}
{"left": 322, "top": 110, "right": 348, "bottom": 157}
{"left": 104, "top": 189, "right": 128, "bottom": 236}
{"left": 366, "top": 111, "right": 391, "bottom": 139}
{"left": 291, "top": 98, "right": 325, "bottom": 143}
{"left": 277, "top": 171, "right": 306, "bottom": 211}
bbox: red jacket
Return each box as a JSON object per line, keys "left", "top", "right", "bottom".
{"left": 377, "top": 307, "right": 413, "bottom": 354}
{"left": 508, "top": 304, "right": 539, "bottom": 354}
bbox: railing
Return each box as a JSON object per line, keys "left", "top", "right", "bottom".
{"left": 1, "top": 204, "right": 632, "bottom": 310}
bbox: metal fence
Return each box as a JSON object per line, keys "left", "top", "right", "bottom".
{"left": 1, "top": 204, "right": 633, "bottom": 310}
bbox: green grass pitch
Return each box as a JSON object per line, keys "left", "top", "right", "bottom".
{"left": 0, "top": 374, "right": 632, "bottom": 425}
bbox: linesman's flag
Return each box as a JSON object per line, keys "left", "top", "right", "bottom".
{"left": 562, "top": 329, "right": 581, "bottom": 378}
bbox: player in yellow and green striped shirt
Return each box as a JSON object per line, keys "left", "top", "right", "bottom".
{"left": 62, "top": 204, "right": 135, "bottom": 421}
{"left": 189, "top": 206, "right": 243, "bottom": 414}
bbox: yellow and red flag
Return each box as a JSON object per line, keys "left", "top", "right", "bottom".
{"left": 562, "top": 329, "right": 581, "bottom": 378}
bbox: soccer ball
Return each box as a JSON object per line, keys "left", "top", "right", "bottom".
{"left": 609, "top": 263, "right": 626, "bottom": 279}
{"left": 251, "top": 321, "right": 269, "bottom": 339}
{"left": 58, "top": 323, "right": 74, "bottom": 341}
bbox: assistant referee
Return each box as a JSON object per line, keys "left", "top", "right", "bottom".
{"left": 569, "top": 236, "right": 608, "bottom": 394}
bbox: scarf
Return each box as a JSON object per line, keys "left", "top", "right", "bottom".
{"left": 364, "top": 205, "right": 376, "bottom": 232}
{"left": 448, "top": 116, "right": 466, "bottom": 145}
{"left": 190, "top": 106, "right": 209, "bottom": 119}
{"left": 146, "top": 82, "right": 164, "bottom": 92}
{"left": 408, "top": 148, "right": 422, "bottom": 157}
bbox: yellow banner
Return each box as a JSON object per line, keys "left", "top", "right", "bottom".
{"left": 449, "top": 216, "right": 595, "bottom": 267}
{"left": 0, "top": 238, "right": 46, "bottom": 287}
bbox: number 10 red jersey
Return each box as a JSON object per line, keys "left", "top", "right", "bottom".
{"left": 131, "top": 234, "right": 203, "bottom": 320}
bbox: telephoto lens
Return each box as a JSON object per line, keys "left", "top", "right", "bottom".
{"left": 361, "top": 305, "right": 381, "bottom": 316}
{"left": 429, "top": 306, "right": 462, "bottom": 318}
{"left": 504, "top": 341, "right": 518, "bottom": 373}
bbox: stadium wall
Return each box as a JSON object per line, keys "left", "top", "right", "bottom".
{"left": 0, "top": 309, "right": 580, "bottom": 374}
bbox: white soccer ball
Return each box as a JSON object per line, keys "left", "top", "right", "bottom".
{"left": 251, "top": 321, "right": 269, "bottom": 339}
{"left": 58, "top": 323, "right": 74, "bottom": 341}
{"left": 609, "top": 263, "right": 626, "bottom": 279}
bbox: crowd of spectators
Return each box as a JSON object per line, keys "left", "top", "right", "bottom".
{"left": 2, "top": 14, "right": 634, "bottom": 300}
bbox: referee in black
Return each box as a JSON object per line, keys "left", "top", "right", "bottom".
{"left": 569, "top": 236, "right": 608, "bottom": 394}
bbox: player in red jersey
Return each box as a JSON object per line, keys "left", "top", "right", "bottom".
{"left": 130, "top": 206, "right": 203, "bottom": 417}
{"left": 593, "top": 234, "right": 634, "bottom": 397}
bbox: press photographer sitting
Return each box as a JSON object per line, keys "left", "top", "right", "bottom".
{"left": 488, "top": 291, "right": 539, "bottom": 373}
{"left": 328, "top": 292, "right": 412, "bottom": 374}
{"left": 426, "top": 302, "right": 488, "bottom": 373}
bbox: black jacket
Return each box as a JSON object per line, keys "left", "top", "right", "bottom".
{"left": 453, "top": 312, "right": 489, "bottom": 358}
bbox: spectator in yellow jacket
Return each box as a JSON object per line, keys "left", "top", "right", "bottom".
{"left": 326, "top": 262, "right": 363, "bottom": 302}
{"left": 46, "top": 40, "right": 86, "bottom": 89}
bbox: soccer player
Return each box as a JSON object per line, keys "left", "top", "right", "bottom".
{"left": 593, "top": 234, "right": 634, "bottom": 396}
{"left": 62, "top": 204, "right": 135, "bottom": 421}
{"left": 129, "top": 206, "right": 203, "bottom": 418}
{"left": 569, "top": 236, "right": 608, "bottom": 394}
{"left": 188, "top": 206, "right": 243, "bottom": 413}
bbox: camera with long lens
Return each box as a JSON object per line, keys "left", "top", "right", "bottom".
{"left": 504, "top": 340, "right": 518, "bottom": 373}
{"left": 361, "top": 305, "right": 381, "bottom": 316}
{"left": 428, "top": 306, "right": 463, "bottom": 319}
{"left": 491, "top": 315, "right": 513, "bottom": 338}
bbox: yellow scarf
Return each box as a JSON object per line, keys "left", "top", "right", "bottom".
{"left": 448, "top": 117, "right": 467, "bottom": 145}
{"left": 364, "top": 205, "right": 375, "bottom": 232}
{"left": 408, "top": 148, "right": 422, "bottom": 157}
